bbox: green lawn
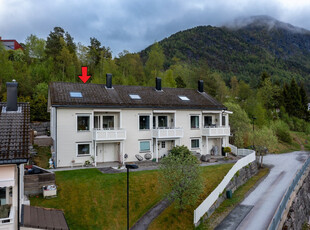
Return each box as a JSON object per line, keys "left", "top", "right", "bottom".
{"left": 30, "top": 169, "right": 163, "bottom": 229}
{"left": 30, "top": 164, "right": 234, "bottom": 229}
{"left": 148, "top": 164, "right": 234, "bottom": 230}
{"left": 32, "top": 146, "right": 51, "bottom": 169}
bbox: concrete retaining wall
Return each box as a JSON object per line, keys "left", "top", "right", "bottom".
{"left": 282, "top": 167, "right": 310, "bottom": 230}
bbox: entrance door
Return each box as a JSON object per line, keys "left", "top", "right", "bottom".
{"left": 103, "top": 143, "right": 118, "bottom": 162}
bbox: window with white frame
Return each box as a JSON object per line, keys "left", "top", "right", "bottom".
{"left": 77, "top": 143, "right": 91, "bottom": 156}
{"left": 139, "top": 115, "right": 150, "bottom": 130}
{"left": 191, "top": 139, "right": 200, "bottom": 149}
{"left": 140, "top": 140, "right": 151, "bottom": 152}
{"left": 191, "top": 115, "right": 199, "bottom": 129}
{"left": 77, "top": 115, "right": 90, "bottom": 131}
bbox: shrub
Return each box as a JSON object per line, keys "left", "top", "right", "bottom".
{"left": 223, "top": 147, "right": 232, "bottom": 153}
{"left": 271, "top": 120, "right": 292, "bottom": 143}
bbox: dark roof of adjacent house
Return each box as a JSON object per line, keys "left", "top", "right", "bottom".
{"left": 22, "top": 205, "right": 69, "bottom": 230}
{"left": 0, "top": 102, "right": 30, "bottom": 164}
{"left": 49, "top": 82, "right": 226, "bottom": 110}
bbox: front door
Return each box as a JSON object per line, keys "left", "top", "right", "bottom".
{"left": 204, "top": 116, "right": 212, "bottom": 127}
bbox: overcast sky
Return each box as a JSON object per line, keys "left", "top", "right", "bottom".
{"left": 1, "top": 0, "right": 310, "bottom": 56}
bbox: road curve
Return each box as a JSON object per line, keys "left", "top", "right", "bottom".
{"left": 236, "top": 151, "right": 309, "bottom": 230}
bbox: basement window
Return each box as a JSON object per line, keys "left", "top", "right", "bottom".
{"left": 70, "top": 92, "right": 83, "bottom": 98}
{"left": 129, "top": 94, "right": 141, "bottom": 100}
{"left": 178, "top": 96, "right": 190, "bottom": 101}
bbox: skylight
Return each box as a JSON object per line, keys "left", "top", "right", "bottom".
{"left": 178, "top": 96, "right": 190, "bottom": 101}
{"left": 70, "top": 92, "right": 83, "bottom": 98}
{"left": 129, "top": 94, "right": 141, "bottom": 100}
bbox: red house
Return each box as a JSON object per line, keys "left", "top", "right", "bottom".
{"left": 0, "top": 36, "right": 23, "bottom": 50}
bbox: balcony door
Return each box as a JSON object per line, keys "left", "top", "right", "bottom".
{"left": 94, "top": 115, "right": 114, "bottom": 129}
{"left": 102, "top": 116, "right": 114, "bottom": 129}
{"left": 204, "top": 116, "right": 212, "bottom": 127}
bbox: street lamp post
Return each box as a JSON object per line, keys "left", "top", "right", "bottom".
{"left": 125, "top": 164, "right": 138, "bottom": 230}
{"left": 252, "top": 116, "right": 256, "bottom": 149}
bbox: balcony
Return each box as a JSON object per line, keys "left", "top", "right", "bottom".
{"left": 93, "top": 128, "right": 126, "bottom": 141}
{"left": 152, "top": 127, "right": 183, "bottom": 139}
{"left": 202, "top": 126, "right": 230, "bottom": 137}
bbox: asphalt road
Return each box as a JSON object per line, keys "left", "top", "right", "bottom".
{"left": 217, "top": 151, "right": 309, "bottom": 230}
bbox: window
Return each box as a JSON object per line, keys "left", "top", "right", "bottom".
{"left": 70, "top": 92, "right": 82, "bottom": 98}
{"left": 191, "top": 139, "right": 200, "bottom": 149}
{"left": 161, "top": 141, "right": 165, "bottom": 148}
{"left": 102, "top": 116, "right": 114, "bottom": 128}
{"left": 0, "top": 187, "right": 6, "bottom": 205}
{"left": 77, "top": 115, "right": 90, "bottom": 131}
{"left": 178, "top": 96, "right": 190, "bottom": 101}
{"left": 139, "top": 115, "right": 150, "bottom": 130}
{"left": 222, "top": 116, "right": 226, "bottom": 126}
{"left": 158, "top": 116, "right": 168, "bottom": 128}
{"left": 129, "top": 94, "right": 141, "bottom": 100}
{"left": 77, "top": 143, "right": 90, "bottom": 156}
{"left": 191, "top": 116, "right": 199, "bottom": 129}
{"left": 153, "top": 116, "right": 156, "bottom": 128}
{"left": 140, "top": 141, "right": 150, "bottom": 152}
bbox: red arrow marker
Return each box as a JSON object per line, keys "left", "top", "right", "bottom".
{"left": 78, "top": 67, "right": 91, "bottom": 83}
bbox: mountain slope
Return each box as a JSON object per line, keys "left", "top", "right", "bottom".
{"left": 140, "top": 15, "right": 310, "bottom": 89}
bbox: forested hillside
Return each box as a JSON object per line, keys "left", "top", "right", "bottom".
{"left": 140, "top": 15, "right": 310, "bottom": 91}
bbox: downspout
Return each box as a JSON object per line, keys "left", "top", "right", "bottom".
{"left": 55, "top": 108, "right": 58, "bottom": 168}
{"left": 17, "top": 164, "right": 20, "bottom": 230}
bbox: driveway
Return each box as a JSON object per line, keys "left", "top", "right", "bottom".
{"left": 216, "top": 151, "right": 309, "bottom": 230}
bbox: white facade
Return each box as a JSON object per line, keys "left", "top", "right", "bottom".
{"left": 0, "top": 164, "right": 20, "bottom": 230}
{"left": 51, "top": 106, "right": 231, "bottom": 167}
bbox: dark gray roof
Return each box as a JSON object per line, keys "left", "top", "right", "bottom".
{"left": 0, "top": 102, "right": 30, "bottom": 164}
{"left": 22, "top": 205, "right": 69, "bottom": 230}
{"left": 49, "top": 82, "right": 226, "bottom": 110}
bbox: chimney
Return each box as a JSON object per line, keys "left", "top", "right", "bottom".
{"left": 106, "top": 73, "right": 112, "bottom": 88}
{"left": 6, "top": 80, "right": 18, "bottom": 111}
{"left": 198, "top": 80, "right": 204, "bottom": 93}
{"left": 156, "top": 77, "right": 162, "bottom": 91}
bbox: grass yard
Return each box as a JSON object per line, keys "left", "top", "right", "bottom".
{"left": 32, "top": 146, "right": 51, "bottom": 169}
{"left": 274, "top": 131, "right": 310, "bottom": 153}
{"left": 30, "top": 169, "right": 163, "bottom": 229}
{"left": 148, "top": 163, "right": 234, "bottom": 230}
{"left": 30, "top": 164, "right": 234, "bottom": 230}
{"left": 198, "top": 167, "right": 270, "bottom": 230}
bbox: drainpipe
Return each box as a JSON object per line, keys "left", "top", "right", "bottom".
{"left": 17, "top": 164, "right": 20, "bottom": 230}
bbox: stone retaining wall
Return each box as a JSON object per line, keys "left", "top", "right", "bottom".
{"left": 205, "top": 161, "right": 258, "bottom": 217}
{"left": 283, "top": 168, "right": 310, "bottom": 230}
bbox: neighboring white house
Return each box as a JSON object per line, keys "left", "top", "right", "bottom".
{"left": 48, "top": 76, "right": 232, "bottom": 168}
{"left": 0, "top": 82, "right": 30, "bottom": 229}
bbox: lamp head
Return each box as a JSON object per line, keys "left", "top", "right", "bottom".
{"left": 125, "top": 164, "right": 139, "bottom": 169}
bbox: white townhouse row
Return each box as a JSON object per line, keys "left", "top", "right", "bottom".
{"left": 48, "top": 76, "right": 232, "bottom": 168}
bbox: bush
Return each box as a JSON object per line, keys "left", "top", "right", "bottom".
{"left": 223, "top": 147, "right": 232, "bottom": 153}
{"left": 271, "top": 120, "right": 292, "bottom": 143}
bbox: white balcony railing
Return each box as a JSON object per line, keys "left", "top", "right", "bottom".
{"left": 0, "top": 205, "right": 14, "bottom": 226}
{"left": 152, "top": 127, "right": 183, "bottom": 139}
{"left": 202, "top": 126, "right": 230, "bottom": 136}
{"left": 93, "top": 128, "right": 126, "bottom": 141}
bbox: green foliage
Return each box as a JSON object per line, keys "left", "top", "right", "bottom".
{"left": 271, "top": 120, "right": 292, "bottom": 143}
{"left": 145, "top": 42, "right": 165, "bottom": 80}
{"left": 159, "top": 145, "right": 203, "bottom": 210}
{"left": 224, "top": 102, "right": 251, "bottom": 147}
{"left": 251, "top": 126, "right": 278, "bottom": 153}
{"left": 223, "top": 147, "right": 231, "bottom": 153}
